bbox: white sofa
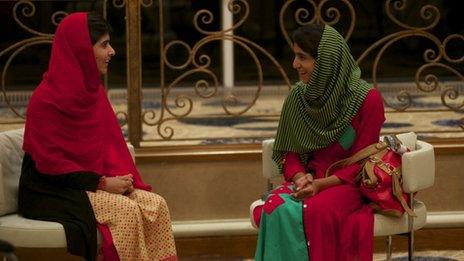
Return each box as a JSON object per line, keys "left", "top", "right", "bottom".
{"left": 0, "top": 129, "right": 136, "bottom": 250}
{"left": 250, "top": 133, "right": 435, "bottom": 260}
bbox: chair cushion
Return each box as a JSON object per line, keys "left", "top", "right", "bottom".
{"left": 0, "top": 129, "right": 24, "bottom": 215}
{"left": 0, "top": 214, "right": 66, "bottom": 248}
{"left": 0, "top": 214, "right": 101, "bottom": 248}
{"left": 373, "top": 200, "right": 426, "bottom": 236}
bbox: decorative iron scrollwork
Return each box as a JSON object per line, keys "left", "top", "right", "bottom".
{"left": 358, "top": 0, "right": 462, "bottom": 111}
{"left": 279, "top": 0, "right": 355, "bottom": 48}
{"left": 142, "top": 0, "right": 291, "bottom": 140}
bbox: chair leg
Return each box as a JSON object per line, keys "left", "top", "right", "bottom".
{"left": 408, "top": 230, "right": 414, "bottom": 261}
{"left": 386, "top": 235, "right": 393, "bottom": 261}
{"left": 408, "top": 193, "right": 415, "bottom": 261}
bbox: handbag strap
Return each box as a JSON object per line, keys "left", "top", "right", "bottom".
{"left": 325, "top": 141, "right": 389, "bottom": 177}
{"left": 392, "top": 171, "right": 417, "bottom": 217}
{"left": 360, "top": 149, "right": 389, "bottom": 187}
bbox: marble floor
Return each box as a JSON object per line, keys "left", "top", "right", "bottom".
{"left": 184, "top": 251, "right": 464, "bottom": 260}
{"left": 373, "top": 250, "right": 464, "bottom": 260}
{"left": 181, "top": 251, "right": 464, "bottom": 260}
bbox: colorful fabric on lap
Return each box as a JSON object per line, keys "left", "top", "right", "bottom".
{"left": 255, "top": 185, "right": 308, "bottom": 261}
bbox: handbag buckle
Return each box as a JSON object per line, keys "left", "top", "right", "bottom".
{"left": 383, "top": 135, "right": 402, "bottom": 151}
{"left": 384, "top": 163, "right": 395, "bottom": 173}
{"left": 375, "top": 161, "right": 397, "bottom": 176}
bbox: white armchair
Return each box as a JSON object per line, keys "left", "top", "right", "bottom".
{"left": 0, "top": 129, "right": 136, "bottom": 252}
{"left": 250, "top": 133, "right": 435, "bottom": 260}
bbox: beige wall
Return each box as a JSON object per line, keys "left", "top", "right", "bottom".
{"left": 138, "top": 158, "right": 267, "bottom": 221}
{"left": 416, "top": 153, "right": 464, "bottom": 211}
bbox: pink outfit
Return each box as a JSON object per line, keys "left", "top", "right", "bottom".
{"left": 282, "top": 89, "right": 385, "bottom": 260}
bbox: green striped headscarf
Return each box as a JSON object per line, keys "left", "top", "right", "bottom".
{"left": 272, "top": 24, "right": 372, "bottom": 171}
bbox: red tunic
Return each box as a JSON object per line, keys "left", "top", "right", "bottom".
{"left": 282, "top": 88, "right": 385, "bottom": 261}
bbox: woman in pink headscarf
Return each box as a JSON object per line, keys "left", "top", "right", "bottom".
{"left": 19, "top": 12, "right": 177, "bottom": 261}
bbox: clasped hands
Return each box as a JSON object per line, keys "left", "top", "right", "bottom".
{"left": 103, "top": 174, "right": 134, "bottom": 195}
{"left": 291, "top": 172, "right": 318, "bottom": 200}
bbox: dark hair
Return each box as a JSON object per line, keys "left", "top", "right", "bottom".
{"left": 87, "top": 12, "right": 112, "bottom": 45}
{"left": 292, "top": 23, "right": 324, "bottom": 59}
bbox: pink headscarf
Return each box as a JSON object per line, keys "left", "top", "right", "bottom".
{"left": 23, "top": 12, "right": 150, "bottom": 191}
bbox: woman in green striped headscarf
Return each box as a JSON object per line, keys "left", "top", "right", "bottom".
{"left": 253, "top": 24, "right": 385, "bottom": 261}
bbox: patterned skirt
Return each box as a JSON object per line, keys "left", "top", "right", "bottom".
{"left": 87, "top": 189, "right": 177, "bottom": 261}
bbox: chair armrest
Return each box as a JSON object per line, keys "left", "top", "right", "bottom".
{"left": 127, "top": 143, "right": 135, "bottom": 163}
{"left": 401, "top": 140, "right": 435, "bottom": 193}
{"left": 262, "top": 139, "right": 280, "bottom": 179}
{"left": 395, "top": 132, "right": 417, "bottom": 151}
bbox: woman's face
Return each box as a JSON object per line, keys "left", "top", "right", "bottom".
{"left": 292, "top": 43, "right": 316, "bottom": 83}
{"left": 93, "top": 33, "right": 115, "bottom": 75}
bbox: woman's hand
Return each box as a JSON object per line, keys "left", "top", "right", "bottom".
{"left": 125, "top": 184, "right": 135, "bottom": 194}
{"left": 292, "top": 181, "right": 319, "bottom": 200}
{"left": 292, "top": 175, "right": 343, "bottom": 200}
{"left": 121, "top": 175, "right": 135, "bottom": 194}
{"left": 118, "top": 174, "right": 135, "bottom": 194}
{"left": 291, "top": 172, "right": 317, "bottom": 200}
{"left": 292, "top": 172, "right": 313, "bottom": 191}
{"left": 103, "top": 174, "right": 133, "bottom": 194}
{"left": 117, "top": 174, "right": 133, "bottom": 183}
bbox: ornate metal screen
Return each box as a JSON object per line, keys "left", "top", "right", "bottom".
{"left": 0, "top": 0, "right": 462, "bottom": 147}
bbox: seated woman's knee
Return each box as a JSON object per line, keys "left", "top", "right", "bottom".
{"left": 153, "top": 193, "right": 169, "bottom": 210}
